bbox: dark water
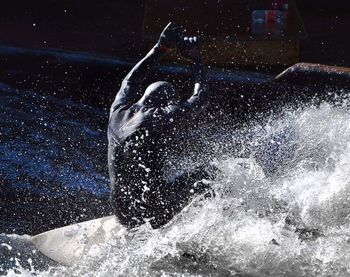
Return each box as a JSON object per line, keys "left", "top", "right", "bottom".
{"left": 2, "top": 83, "right": 350, "bottom": 276}
{"left": 0, "top": 83, "right": 112, "bottom": 235}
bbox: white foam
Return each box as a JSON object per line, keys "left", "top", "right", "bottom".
{"left": 4, "top": 99, "right": 350, "bottom": 276}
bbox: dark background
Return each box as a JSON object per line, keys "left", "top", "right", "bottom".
{"left": 0, "top": 0, "right": 349, "bottom": 235}
{"left": 0, "top": 0, "right": 349, "bottom": 67}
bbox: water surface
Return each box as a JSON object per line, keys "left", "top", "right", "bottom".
{"left": 1, "top": 84, "right": 350, "bottom": 276}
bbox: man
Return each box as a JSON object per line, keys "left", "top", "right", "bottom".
{"left": 108, "top": 22, "right": 210, "bottom": 229}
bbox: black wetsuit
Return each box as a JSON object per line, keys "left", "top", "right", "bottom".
{"left": 108, "top": 44, "right": 209, "bottom": 228}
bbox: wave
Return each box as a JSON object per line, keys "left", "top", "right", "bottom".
{"left": 2, "top": 93, "right": 350, "bottom": 276}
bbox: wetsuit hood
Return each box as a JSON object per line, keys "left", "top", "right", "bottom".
{"left": 139, "top": 81, "right": 180, "bottom": 107}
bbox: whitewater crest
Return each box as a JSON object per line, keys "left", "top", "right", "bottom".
{"left": 3, "top": 98, "right": 350, "bottom": 276}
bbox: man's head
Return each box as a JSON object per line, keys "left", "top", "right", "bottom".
{"left": 139, "top": 81, "right": 180, "bottom": 107}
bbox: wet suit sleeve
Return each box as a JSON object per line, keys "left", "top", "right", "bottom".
{"left": 184, "top": 60, "right": 209, "bottom": 112}
{"left": 164, "top": 59, "right": 209, "bottom": 118}
{"left": 111, "top": 44, "right": 168, "bottom": 112}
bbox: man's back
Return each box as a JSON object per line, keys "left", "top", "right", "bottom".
{"left": 108, "top": 22, "right": 209, "bottom": 228}
{"left": 108, "top": 83, "right": 180, "bottom": 227}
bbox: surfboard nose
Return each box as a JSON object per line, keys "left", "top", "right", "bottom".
{"left": 31, "top": 216, "right": 123, "bottom": 266}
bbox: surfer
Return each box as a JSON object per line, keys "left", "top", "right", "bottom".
{"left": 108, "top": 22, "right": 210, "bottom": 229}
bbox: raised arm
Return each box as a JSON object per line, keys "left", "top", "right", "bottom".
{"left": 157, "top": 36, "right": 209, "bottom": 122}
{"left": 185, "top": 57, "right": 209, "bottom": 111}
{"left": 181, "top": 37, "right": 209, "bottom": 113}
{"left": 123, "top": 44, "right": 166, "bottom": 85}
{"left": 113, "top": 23, "right": 183, "bottom": 108}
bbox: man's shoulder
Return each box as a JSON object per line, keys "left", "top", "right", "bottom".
{"left": 111, "top": 101, "right": 129, "bottom": 113}
{"left": 112, "top": 80, "right": 140, "bottom": 107}
{"left": 120, "top": 79, "right": 141, "bottom": 92}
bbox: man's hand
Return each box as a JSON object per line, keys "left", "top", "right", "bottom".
{"left": 158, "top": 22, "right": 184, "bottom": 51}
{"left": 179, "top": 36, "right": 202, "bottom": 62}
